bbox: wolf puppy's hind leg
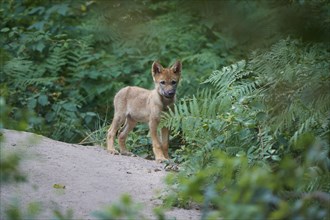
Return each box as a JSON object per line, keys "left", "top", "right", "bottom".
{"left": 118, "top": 115, "right": 136, "bottom": 156}
{"left": 107, "top": 89, "right": 127, "bottom": 155}
{"left": 107, "top": 87, "right": 136, "bottom": 156}
{"left": 107, "top": 112, "right": 125, "bottom": 154}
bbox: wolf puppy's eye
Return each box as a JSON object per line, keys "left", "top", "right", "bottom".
{"left": 171, "top": 80, "right": 177, "bottom": 85}
{"left": 160, "top": 81, "right": 166, "bottom": 85}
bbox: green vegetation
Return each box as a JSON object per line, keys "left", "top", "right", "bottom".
{"left": 1, "top": 0, "right": 329, "bottom": 219}
{"left": 93, "top": 194, "right": 146, "bottom": 220}
{"left": 163, "top": 40, "right": 330, "bottom": 219}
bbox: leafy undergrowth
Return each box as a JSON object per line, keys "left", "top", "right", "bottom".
{"left": 161, "top": 39, "right": 330, "bottom": 219}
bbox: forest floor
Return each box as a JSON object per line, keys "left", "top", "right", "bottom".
{"left": 0, "top": 129, "right": 200, "bottom": 220}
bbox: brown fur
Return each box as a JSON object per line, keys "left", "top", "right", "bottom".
{"left": 107, "top": 61, "right": 182, "bottom": 162}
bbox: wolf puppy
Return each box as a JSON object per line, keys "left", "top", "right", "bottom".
{"left": 107, "top": 61, "right": 181, "bottom": 162}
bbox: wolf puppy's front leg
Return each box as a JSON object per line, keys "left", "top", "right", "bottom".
{"left": 149, "top": 117, "right": 167, "bottom": 162}
{"left": 161, "top": 127, "right": 170, "bottom": 159}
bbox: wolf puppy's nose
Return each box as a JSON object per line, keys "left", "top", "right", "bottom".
{"left": 167, "top": 90, "right": 176, "bottom": 97}
{"left": 168, "top": 90, "right": 175, "bottom": 95}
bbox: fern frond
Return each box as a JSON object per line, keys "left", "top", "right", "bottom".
{"left": 3, "top": 58, "right": 34, "bottom": 78}
{"left": 203, "top": 60, "right": 246, "bottom": 92}
{"left": 13, "top": 77, "right": 58, "bottom": 90}
{"left": 231, "top": 81, "right": 257, "bottom": 98}
{"left": 46, "top": 45, "right": 67, "bottom": 76}
{"left": 162, "top": 91, "right": 224, "bottom": 145}
{"left": 66, "top": 39, "right": 95, "bottom": 77}
{"left": 3, "top": 58, "right": 56, "bottom": 90}
{"left": 255, "top": 39, "right": 330, "bottom": 144}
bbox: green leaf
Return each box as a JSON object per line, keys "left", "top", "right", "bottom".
{"left": 46, "top": 4, "right": 69, "bottom": 18}
{"left": 1, "top": 27, "right": 10, "bottom": 32}
{"left": 38, "top": 95, "right": 49, "bottom": 106}
{"left": 236, "top": 151, "right": 246, "bottom": 157}
{"left": 53, "top": 183, "right": 65, "bottom": 189}
{"left": 28, "top": 21, "right": 46, "bottom": 31}
{"left": 34, "top": 42, "right": 45, "bottom": 52}
{"left": 45, "top": 112, "right": 55, "bottom": 122}
{"left": 9, "top": 31, "right": 15, "bottom": 38}
{"left": 86, "top": 112, "right": 97, "bottom": 116}
{"left": 28, "top": 6, "right": 45, "bottom": 15}
{"left": 256, "top": 112, "right": 267, "bottom": 122}
{"left": 271, "top": 155, "right": 281, "bottom": 161}
{"left": 27, "top": 98, "right": 37, "bottom": 110}
{"left": 62, "top": 102, "right": 77, "bottom": 112}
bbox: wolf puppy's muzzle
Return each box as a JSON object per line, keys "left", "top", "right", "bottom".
{"left": 162, "top": 89, "right": 176, "bottom": 98}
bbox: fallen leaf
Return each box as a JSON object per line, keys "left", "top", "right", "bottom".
{"left": 53, "top": 184, "right": 66, "bottom": 189}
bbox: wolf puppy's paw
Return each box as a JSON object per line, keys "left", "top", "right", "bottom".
{"left": 107, "top": 148, "right": 119, "bottom": 155}
{"left": 120, "top": 151, "right": 136, "bottom": 157}
{"left": 155, "top": 157, "right": 168, "bottom": 163}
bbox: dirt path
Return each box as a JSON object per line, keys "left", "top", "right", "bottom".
{"left": 0, "top": 129, "right": 200, "bottom": 219}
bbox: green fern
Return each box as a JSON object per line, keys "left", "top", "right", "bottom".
{"left": 203, "top": 60, "right": 245, "bottom": 92}
{"left": 253, "top": 39, "right": 330, "bottom": 145}
{"left": 3, "top": 58, "right": 57, "bottom": 90}
{"left": 66, "top": 39, "right": 94, "bottom": 76}
{"left": 162, "top": 58, "right": 264, "bottom": 169}
{"left": 45, "top": 45, "right": 67, "bottom": 76}
{"left": 163, "top": 39, "right": 329, "bottom": 168}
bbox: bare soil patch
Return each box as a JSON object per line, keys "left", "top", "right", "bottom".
{"left": 0, "top": 129, "right": 200, "bottom": 219}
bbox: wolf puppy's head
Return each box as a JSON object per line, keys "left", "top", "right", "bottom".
{"left": 151, "top": 61, "right": 182, "bottom": 99}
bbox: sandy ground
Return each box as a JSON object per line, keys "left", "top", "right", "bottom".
{"left": 0, "top": 129, "right": 200, "bottom": 220}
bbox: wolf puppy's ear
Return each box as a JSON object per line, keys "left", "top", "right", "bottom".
{"left": 171, "top": 61, "right": 182, "bottom": 74}
{"left": 152, "top": 61, "right": 163, "bottom": 76}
